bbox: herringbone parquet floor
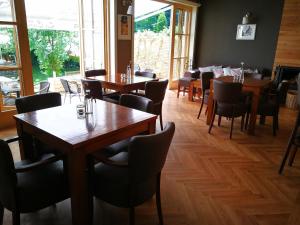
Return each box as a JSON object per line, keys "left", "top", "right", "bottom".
{"left": 2, "top": 90, "right": 300, "bottom": 225}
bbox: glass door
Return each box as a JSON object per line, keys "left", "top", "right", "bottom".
{"left": 0, "top": 0, "right": 32, "bottom": 112}
{"left": 169, "top": 5, "right": 192, "bottom": 89}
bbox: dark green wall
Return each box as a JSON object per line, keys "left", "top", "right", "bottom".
{"left": 194, "top": 0, "right": 284, "bottom": 75}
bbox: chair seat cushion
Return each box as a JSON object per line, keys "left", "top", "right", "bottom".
{"left": 16, "top": 160, "right": 69, "bottom": 213}
{"left": 93, "top": 152, "right": 156, "bottom": 208}
{"left": 178, "top": 77, "right": 195, "bottom": 87}
{"left": 101, "top": 139, "right": 130, "bottom": 157}
{"left": 216, "top": 103, "right": 248, "bottom": 117}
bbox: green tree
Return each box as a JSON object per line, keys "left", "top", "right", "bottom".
{"left": 154, "top": 12, "right": 167, "bottom": 32}
{"left": 28, "top": 29, "right": 76, "bottom": 76}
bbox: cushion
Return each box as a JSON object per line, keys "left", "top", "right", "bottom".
{"left": 199, "top": 66, "right": 215, "bottom": 73}
{"left": 212, "top": 68, "right": 224, "bottom": 78}
{"left": 230, "top": 68, "right": 242, "bottom": 77}
{"left": 223, "top": 67, "right": 232, "bottom": 76}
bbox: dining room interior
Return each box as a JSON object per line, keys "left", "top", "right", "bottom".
{"left": 1, "top": 0, "right": 300, "bottom": 225}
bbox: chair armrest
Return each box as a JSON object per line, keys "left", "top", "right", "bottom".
{"left": 15, "top": 154, "right": 64, "bottom": 173}
{"left": 91, "top": 152, "right": 128, "bottom": 168}
{"left": 4, "top": 136, "right": 20, "bottom": 144}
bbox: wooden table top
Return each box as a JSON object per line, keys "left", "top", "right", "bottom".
{"left": 214, "top": 76, "right": 271, "bottom": 88}
{"left": 14, "top": 100, "right": 157, "bottom": 149}
{"left": 88, "top": 74, "right": 157, "bottom": 86}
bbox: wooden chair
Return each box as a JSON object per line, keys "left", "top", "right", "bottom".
{"left": 85, "top": 69, "right": 106, "bottom": 78}
{"left": 0, "top": 138, "right": 69, "bottom": 225}
{"left": 88, "top": 122, "right": 175, "bottom": 225}
{"left": 177, "top": 70, "right": 200, "bottom": 98}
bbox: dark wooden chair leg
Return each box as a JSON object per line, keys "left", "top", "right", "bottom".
{"left": 177, "top": 85, "right": 180, "bottom": 98}
{"left": 245, "top": 112, "right": 249, "bottom": 130}
{"left": 12, "top": 211, "right": 20, "bottom": 225}
{"left": 230, "top": 117, "right": 235, "bottom": 139}
{"left": 208, "top": 102, "right": 216, "bottom": 134}
{"left": 156, "top": 173, "right": 164, "bottom": 225}
{"left": 197, "top": 100, "right": 204, "bottom": 119}
{"left": 0, "top": 203, "right": 4, "bottom": 225}
{"left": 241, "top": 115, "right": 245, "bottom": 131}
{"left": 288, "top": 146, "right": 298, "bottom": 167}
{"left": 218, "top": 116, "right": 222, "bottom": 127}
{"left": 129, "top": 207, "right": 135, "bottom": 225}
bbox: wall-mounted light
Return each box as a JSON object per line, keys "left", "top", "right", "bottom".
{"left": 122, "top": 0, "right": 134, "bottom": 15}
{"left": 242, "top": 12, "right": 252, "bottom": 24}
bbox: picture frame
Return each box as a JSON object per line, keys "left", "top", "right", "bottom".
{"left": 236, "top": 24, "right": 256, "bottom": 40}
{"left": 118, "top": 14, "right": 131, "bottom": 40}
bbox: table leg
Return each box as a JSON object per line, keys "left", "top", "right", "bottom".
{"left": 247, "top": 89, "right": 260, "bottom": 135}
{"left": 188, "top": 83, "right": 194, "bottom": 101}
{"left": 68, "top": 150, "right": 91, "bottom": 225}
{"left": 206, "top": 90, "right": 214, "bottom": 125}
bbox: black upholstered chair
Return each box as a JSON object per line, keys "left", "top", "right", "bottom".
{"left": 15, "top": 93, "right": 62, "bottom": 160}
{"left": 0, "top": 138, "right": 69, "bottom": 225}
{"left": 208, "top": 80, "right": 248, "bottom": 139}
{"left": 89, "top": 122, "right": 175, "bottom": 225}
{"left": 85, "top": 69, "right": 106, "bottom": 78}
{"left": 99, "top": 94, "right": 154, "bottom": 158}
{"left": 144, "top": 79, "right": 168, "bottom": 130}
{"left": 257, "top": 81, "right": 289, "bottom": 136}
{"left": 197, "top": 72, "right": 214, "bottom": 118}
{"left": 60, "top": 79, "right": 81, "bottom": 103}
{"left": 177, "top": 70, "right": 200, "bottom": 98}
{"left": 135, "top": 71, "right": 156, "bottom": 79}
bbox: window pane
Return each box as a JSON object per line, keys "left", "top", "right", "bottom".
{"left": 174, "top": 35, "right": 188, "bottom": 58}
{"left": 0, "top": 70, "right": 21, "bottom": 110}
{"left": 0, "top": 24, "right": 18, "bottom": 66}
{"left": 172, "top": 58, "right": 188, "bottom": 80}
{"left": 0, "top": 0, "right": 15, "bottom": 22}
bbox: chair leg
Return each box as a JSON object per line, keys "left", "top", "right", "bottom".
{"left": 218, "top": 116, "right": 222, "bottom": 127}
{"left": 64, "top": 93, "right": 67, "bottom": 104}
{"left": 288, "top": 146, "right": 298, "bottom": 167}
{"left": 205, "top": 106, "right": 208, "bottom": 116}
{"left": 197, "top": 100, "right": 204, "bottom": 119}
{"left": 69, "top": 94, "right": 72, "bottom": 104}
{"left": 230, "top": 117, "right": 235, "bottom": 139}
{"left": 279, "top": 140, "right": 294, "bottom": 174}
{"left": 208, "top": 102, "right": 216, "bottom": 134}
{"left": 177, "top": 85, "right": 181, "bottom": 98}
{"left": 245, "top": 112, "right": 249, "bottom": 130}
{"left": 0, "top": 203, "right": 4, "bottom": 225}
{"left": 156, "top": 173, "right": 164, "bottom": 225}
{"left": 12, "top": 210, "right": 20, "bottom": 225}
{"left": 273, "top": 115, "right": 277, "bottom": 136}
{"left": 241, "top": 115, "right": 245, "bottom": 131}
{"left": 129, "top": 207, "right": 135, "bottom": 225}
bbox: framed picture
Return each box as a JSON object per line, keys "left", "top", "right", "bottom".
{"left": 236, "top": 24, "right": 256, "bottom": 40}
{"left": 118, "top": 15, "right": 131, "bottom": 40}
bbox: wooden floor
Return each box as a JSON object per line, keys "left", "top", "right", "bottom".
{"left": 2, "top": 90, "right": 300, "bottom": 225}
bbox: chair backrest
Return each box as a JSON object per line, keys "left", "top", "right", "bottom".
{"left": 213, "top": 80, "right": 243, "bottom": 104}
{"left": 119, "top": 94, "right": 153, "bottom": 113}
{"left": 128, "top": 122, "right": 175, "bottom": 183}
{"left": 135, "top": 71, "right": 156, "bottom": 79}
{"left": 81, "top": 79, "right": 103, "bottom": 100}
{"left": 145, "top": 79, "right": 168, "bottom": 104}
{"left": 60, "top": 79, "right": 71, "bottom": 93}
{"left": 0, "top": 140, "right": 17, "bottom": 208}
{"left": 38, "top": 81, "right": 50, "bottom": 94}
{"left": 277, "top": 80, "right": 289, "bottom": 104}
{"left": 201, "top": 72, "right": 214, "bottom": 91}
{"left": 15, "top": 92, "right": 62, "bottom": 113}
{"left": 85, "top": 69, "right": 107, "bottom": 78}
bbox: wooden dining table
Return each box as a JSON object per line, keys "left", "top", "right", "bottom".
{"left": 206, "top": 76, "right": 271, "bottom": 135}
{"left": 14, "top": 100, "right": 157, "bottom": 225}
{"left": 87, "top": 73, "right": 158, "bottom": 93}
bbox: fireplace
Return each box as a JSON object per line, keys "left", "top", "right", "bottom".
{"left": 274, "top": 65, "right": 300, "bottom": 89}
